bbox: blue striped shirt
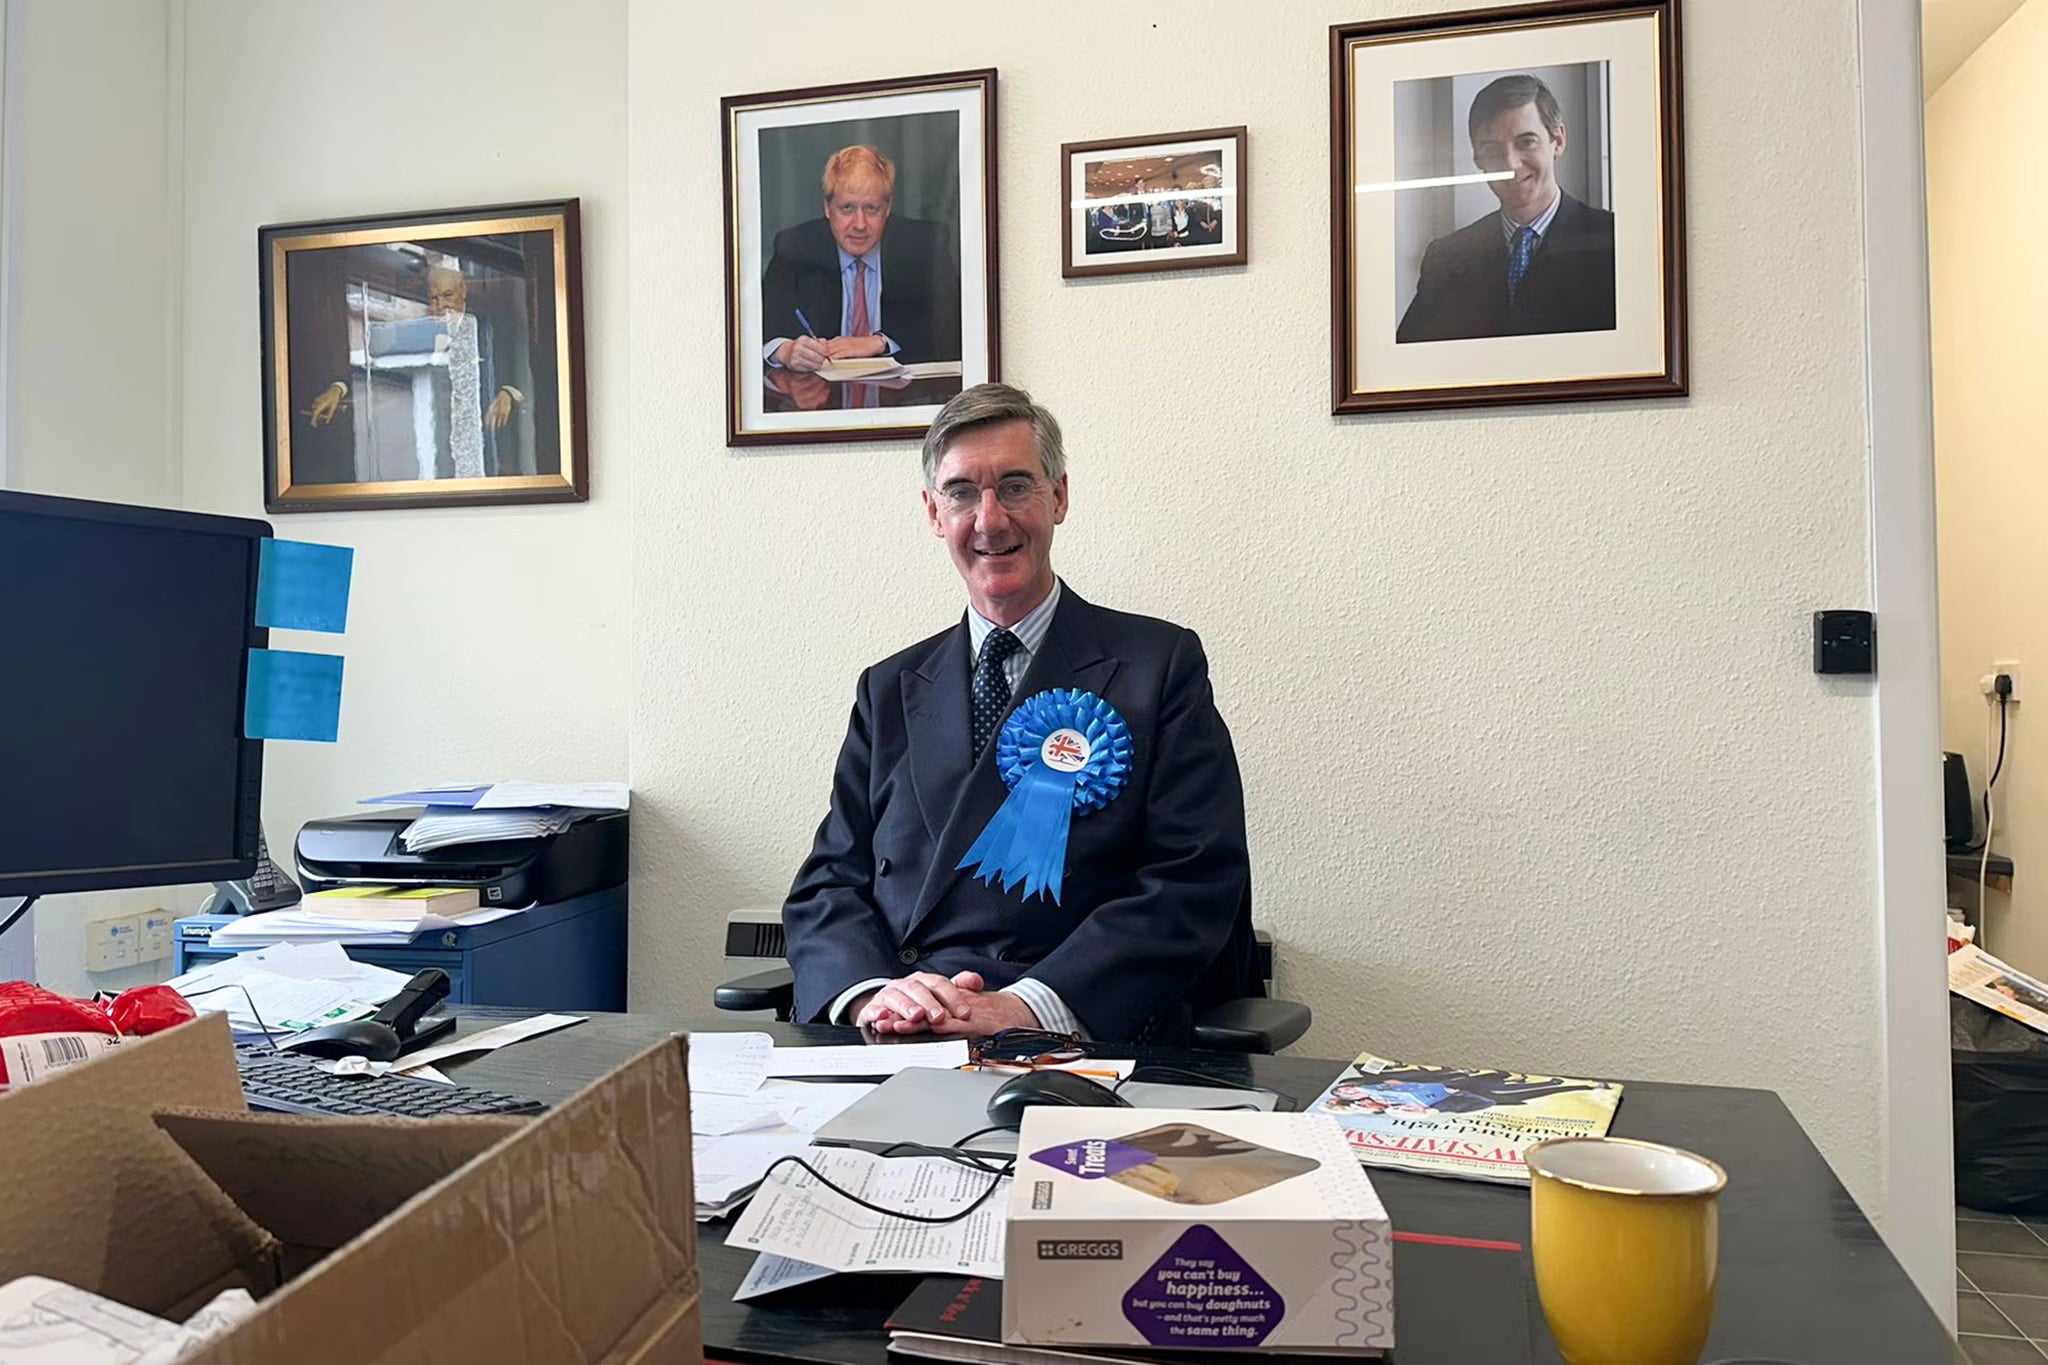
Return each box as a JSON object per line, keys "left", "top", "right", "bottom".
{"left": 1499, "top": 189, "right": 1563, "bottom": 247}
{"left": 966, "top": 578, "right": 1062, "bottom": 692}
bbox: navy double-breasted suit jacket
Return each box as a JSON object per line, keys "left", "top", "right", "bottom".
{"left": 782, "top": 588, "right": 1257, "bottom": 1041}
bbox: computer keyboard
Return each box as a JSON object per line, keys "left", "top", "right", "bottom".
{"left": 235, "top": 1045, "right": 548, "bottom": 1118}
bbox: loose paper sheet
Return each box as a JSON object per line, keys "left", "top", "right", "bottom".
{"left": 733, "top": 1254, "right": 837, "bottom": 1301}
{"left": 688, "top": 1032, "right": 774, "bottom": 1095}
{"left": 765, "top": 1039, "right": 969, "bottom": 1077}
{"left": 388, "top": 1013, "right": 583, "bottom": 1073}
{"left": 727, "top": 1146, "right": 1008, "bottom": 1277}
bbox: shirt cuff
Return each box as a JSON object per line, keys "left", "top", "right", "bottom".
{"left": 763, "top": 338, "right": 790, "bottom": 367}
{"left": 829, "top": 977, "right": 891, "bottom": 1025}
{"left": 883, "top": 335, "right": 900, "bottom": 356}
{"left": 1002, "top": 979, "right": 1086, "bottom": 1038}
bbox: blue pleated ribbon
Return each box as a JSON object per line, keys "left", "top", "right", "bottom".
{"left": 957, "top": 688, "right": 1132, "bottom": 904}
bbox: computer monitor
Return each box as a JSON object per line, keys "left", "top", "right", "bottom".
{"left": 0, "top": 490, "right": 271, "bottom": 896}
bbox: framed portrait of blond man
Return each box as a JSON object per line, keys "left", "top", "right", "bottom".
{"left": 1331, "top": 0, "right": 1686, "bottom": 415}
{"left": 723, "top": 69, "right": 999, "bottom": 446}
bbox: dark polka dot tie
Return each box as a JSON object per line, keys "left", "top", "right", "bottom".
{"left": 972, "top": 628, "right": 1023, "bottom": 758}
{"left": 1507, "top": 224, "right": 1536, "bottom": 305}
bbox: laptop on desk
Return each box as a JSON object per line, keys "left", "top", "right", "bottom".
{"left": 813, "top": 1067, "right": 1286, "bottom": 1159}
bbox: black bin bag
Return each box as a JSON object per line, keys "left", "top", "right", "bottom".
{"left": 1955, "top": 993, "right": 2048, "bottom": 1214}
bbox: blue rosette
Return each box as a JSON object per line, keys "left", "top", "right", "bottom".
{"left": 957, "top": 688, "right": 1133, "bottom": 904}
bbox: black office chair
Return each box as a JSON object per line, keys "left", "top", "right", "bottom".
{"left": 712, "top": 915, "right": 1311, "bottom": 1054}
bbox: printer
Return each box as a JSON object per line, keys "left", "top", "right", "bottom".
{"left": 294, "top": 808, "right": 628, "bottom": 908}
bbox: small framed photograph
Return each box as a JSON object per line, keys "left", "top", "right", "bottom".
{"left": 723, "top": 69, "right": 998, "bottom": 446}
{"left": 1331, "top": 0, "right": 1686, "bottom": 414}
{"left": 259, "top": 200, "right": 586, "bottom": 512}
{"left": 1060, "top": 127, "right": 1248, "bottom": 279}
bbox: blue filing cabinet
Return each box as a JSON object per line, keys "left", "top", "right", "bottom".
{"left": 173, "top": 887, "right": 627, "bottom": 1012}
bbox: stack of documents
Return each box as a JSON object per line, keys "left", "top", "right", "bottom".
{"left": 685, "top": 1032, "right": 878, "bottom": 1222}
{"left": 398, "top": 807, "right": 584, "bottom": 853}
{"left": 165, "top": 942, "right": 412, "bottom": 1040}
{"left": 207, "top": 902, "right": 524, "bottom": 948}
{"left": 359, "top": 780, "right": 630, "bottom": 853}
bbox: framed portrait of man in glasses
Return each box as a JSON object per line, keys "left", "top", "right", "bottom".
{"left": 722, "top": 69, "right": 1000, "bottom": 446}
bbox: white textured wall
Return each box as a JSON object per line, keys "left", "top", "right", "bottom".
{"left": 1928, "top": 0, "right": 2047, "bottom": 974}
{"left": 629, "top": 0, "right": 1891, "bottom": 1213}
{"left": 175, "top": 0, "right": 631, "bottom": 862}
{"left": 5, "top": 0, "right": 182, "bottom": 993}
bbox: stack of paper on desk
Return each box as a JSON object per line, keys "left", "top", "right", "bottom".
{"left": 206, "top": 902, "right": 523, "bottom": 948}
{"left": 685, "top": 1031, "right": 878, "bottom": 1221}
{"left": 165, "top": 942, "right": 412, "bottom": 1040}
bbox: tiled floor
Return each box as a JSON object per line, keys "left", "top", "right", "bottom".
{"left": 1958, "top": 1208, "right": 2048, "bottom": 1362}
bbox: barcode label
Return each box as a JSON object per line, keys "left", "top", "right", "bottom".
{"left": 39, "top": 1036, "right": 89, "bottom": 1066}
{"left": 0, "top": 1031, "right": 119, "bottom": 1085}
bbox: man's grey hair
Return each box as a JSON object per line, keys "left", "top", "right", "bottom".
{"left": 920, "top": 383, "right": 1067, "bottom": 487}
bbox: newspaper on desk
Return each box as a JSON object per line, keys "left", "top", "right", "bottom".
{"left": 1951, "top": 944, "right": 2048, "bottom": 1036}
{"left": 727, "top": 1145, "right": 1009, "bottom": 1278}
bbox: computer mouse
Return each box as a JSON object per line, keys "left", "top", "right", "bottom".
{"left": 278, "top": 1019, "right": 402, "bottom": 1062}
{"left": 986, "top": 1069, "right": 1132, "bottom": 1130}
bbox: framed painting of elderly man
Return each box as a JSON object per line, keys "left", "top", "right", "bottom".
{"left": 1331, "top": 0, "right": 1686, "bottom": 415}
{"left": 723, "top": 68, "right": 998, "bottom": 446}
{"left": 259, "top": 200, "right": 586, "bottom": 512}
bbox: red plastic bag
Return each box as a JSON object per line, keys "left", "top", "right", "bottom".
{"left": 0, "top": 981, "right": 121, "bottom": 1087}
{"left": 106, "top": 984, "right": 196, "bottom": 1037}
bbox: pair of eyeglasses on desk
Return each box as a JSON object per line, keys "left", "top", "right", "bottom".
{"left": 967, "top": 1028, "right": 1093, "bottom": 1067}
{"left": 964, "top": 1028, "right": 1127, "bottom": 1078}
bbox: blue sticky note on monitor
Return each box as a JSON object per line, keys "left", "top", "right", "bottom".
{"left": 244, "top": 648, "right": 344, "bottom": 743}
{"left": 255, "top": 538, "right": 353, "bottom": 634}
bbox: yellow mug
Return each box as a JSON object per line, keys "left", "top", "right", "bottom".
{"left": 1525, "top": 1136, "right": 1728, "bottom": 1365}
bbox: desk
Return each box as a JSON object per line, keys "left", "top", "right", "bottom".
{"left": 443, "top": 1009, "right": 1954, "bottom": 1365}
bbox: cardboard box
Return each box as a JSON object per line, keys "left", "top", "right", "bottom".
{"left": 0, "top": 1012, "right": 701, "bottom": 1364}
{"left": 1004, "top": 1109, "right": 1393, "bottom": 1355}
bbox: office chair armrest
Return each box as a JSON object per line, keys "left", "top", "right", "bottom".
{"left": 714, "top": 966, "right": 796, "bottom": 1015}
{"left": 1192, "top": 997, "right": 1312, "bottom": 1054}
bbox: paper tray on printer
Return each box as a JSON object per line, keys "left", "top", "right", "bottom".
{"left": 294, "top": 807, "right": 627, "bottom": 909}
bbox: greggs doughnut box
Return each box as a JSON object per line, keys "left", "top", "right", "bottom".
{"left": 1004, "top": 1109, "right": 1393, "bottom": 1354}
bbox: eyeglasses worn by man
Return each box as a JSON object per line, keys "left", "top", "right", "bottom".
{"left": 779, "top": 382, "right": 1258, "bottom": 1043}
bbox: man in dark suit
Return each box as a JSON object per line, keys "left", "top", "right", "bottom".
{"left": 1396, "top": 74, "right": 1616, "bottom": 344}
{"left": 761, "top": 144, "right": 962, "bottom": 372}
{"left": 782, "top": 384, "right": 1256, "bottom": 1042}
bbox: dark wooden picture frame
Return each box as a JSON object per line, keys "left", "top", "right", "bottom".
{"left": 722, "top": 69, "right": 1000, "bottom": 447}
{"left": 259, "top": 200, "right": 587, "bottom": 512}
{"left": 1330, "top": 0, "right": 1686, "bottom": 415}
{"left": 1059, "top": 126, "right": 1249, "bottom": 279}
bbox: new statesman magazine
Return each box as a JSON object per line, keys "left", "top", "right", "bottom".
{"left": 1309, "top": 1052, "right": 1623, "bottom": 1184}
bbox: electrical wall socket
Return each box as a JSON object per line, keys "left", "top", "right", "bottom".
{"left": 1994, "top": 661, "right": 2023, "bottom": 704}
{"left": 85, "top": 914, "right": 142, "bottom": 972}
{"left": 139, "top": 911, "right": 173, "bottom": 963}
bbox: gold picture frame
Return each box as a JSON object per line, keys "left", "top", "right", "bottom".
{"left": 259, "top": 200, "right": 587, "bottom": 512}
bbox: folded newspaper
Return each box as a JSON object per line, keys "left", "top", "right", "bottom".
{"left": 1308, "top": 1050, "right": 1623, "bottom": 1184}
{"left": 1950, "top": 944, "right": 2048, "bottom": 1036}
